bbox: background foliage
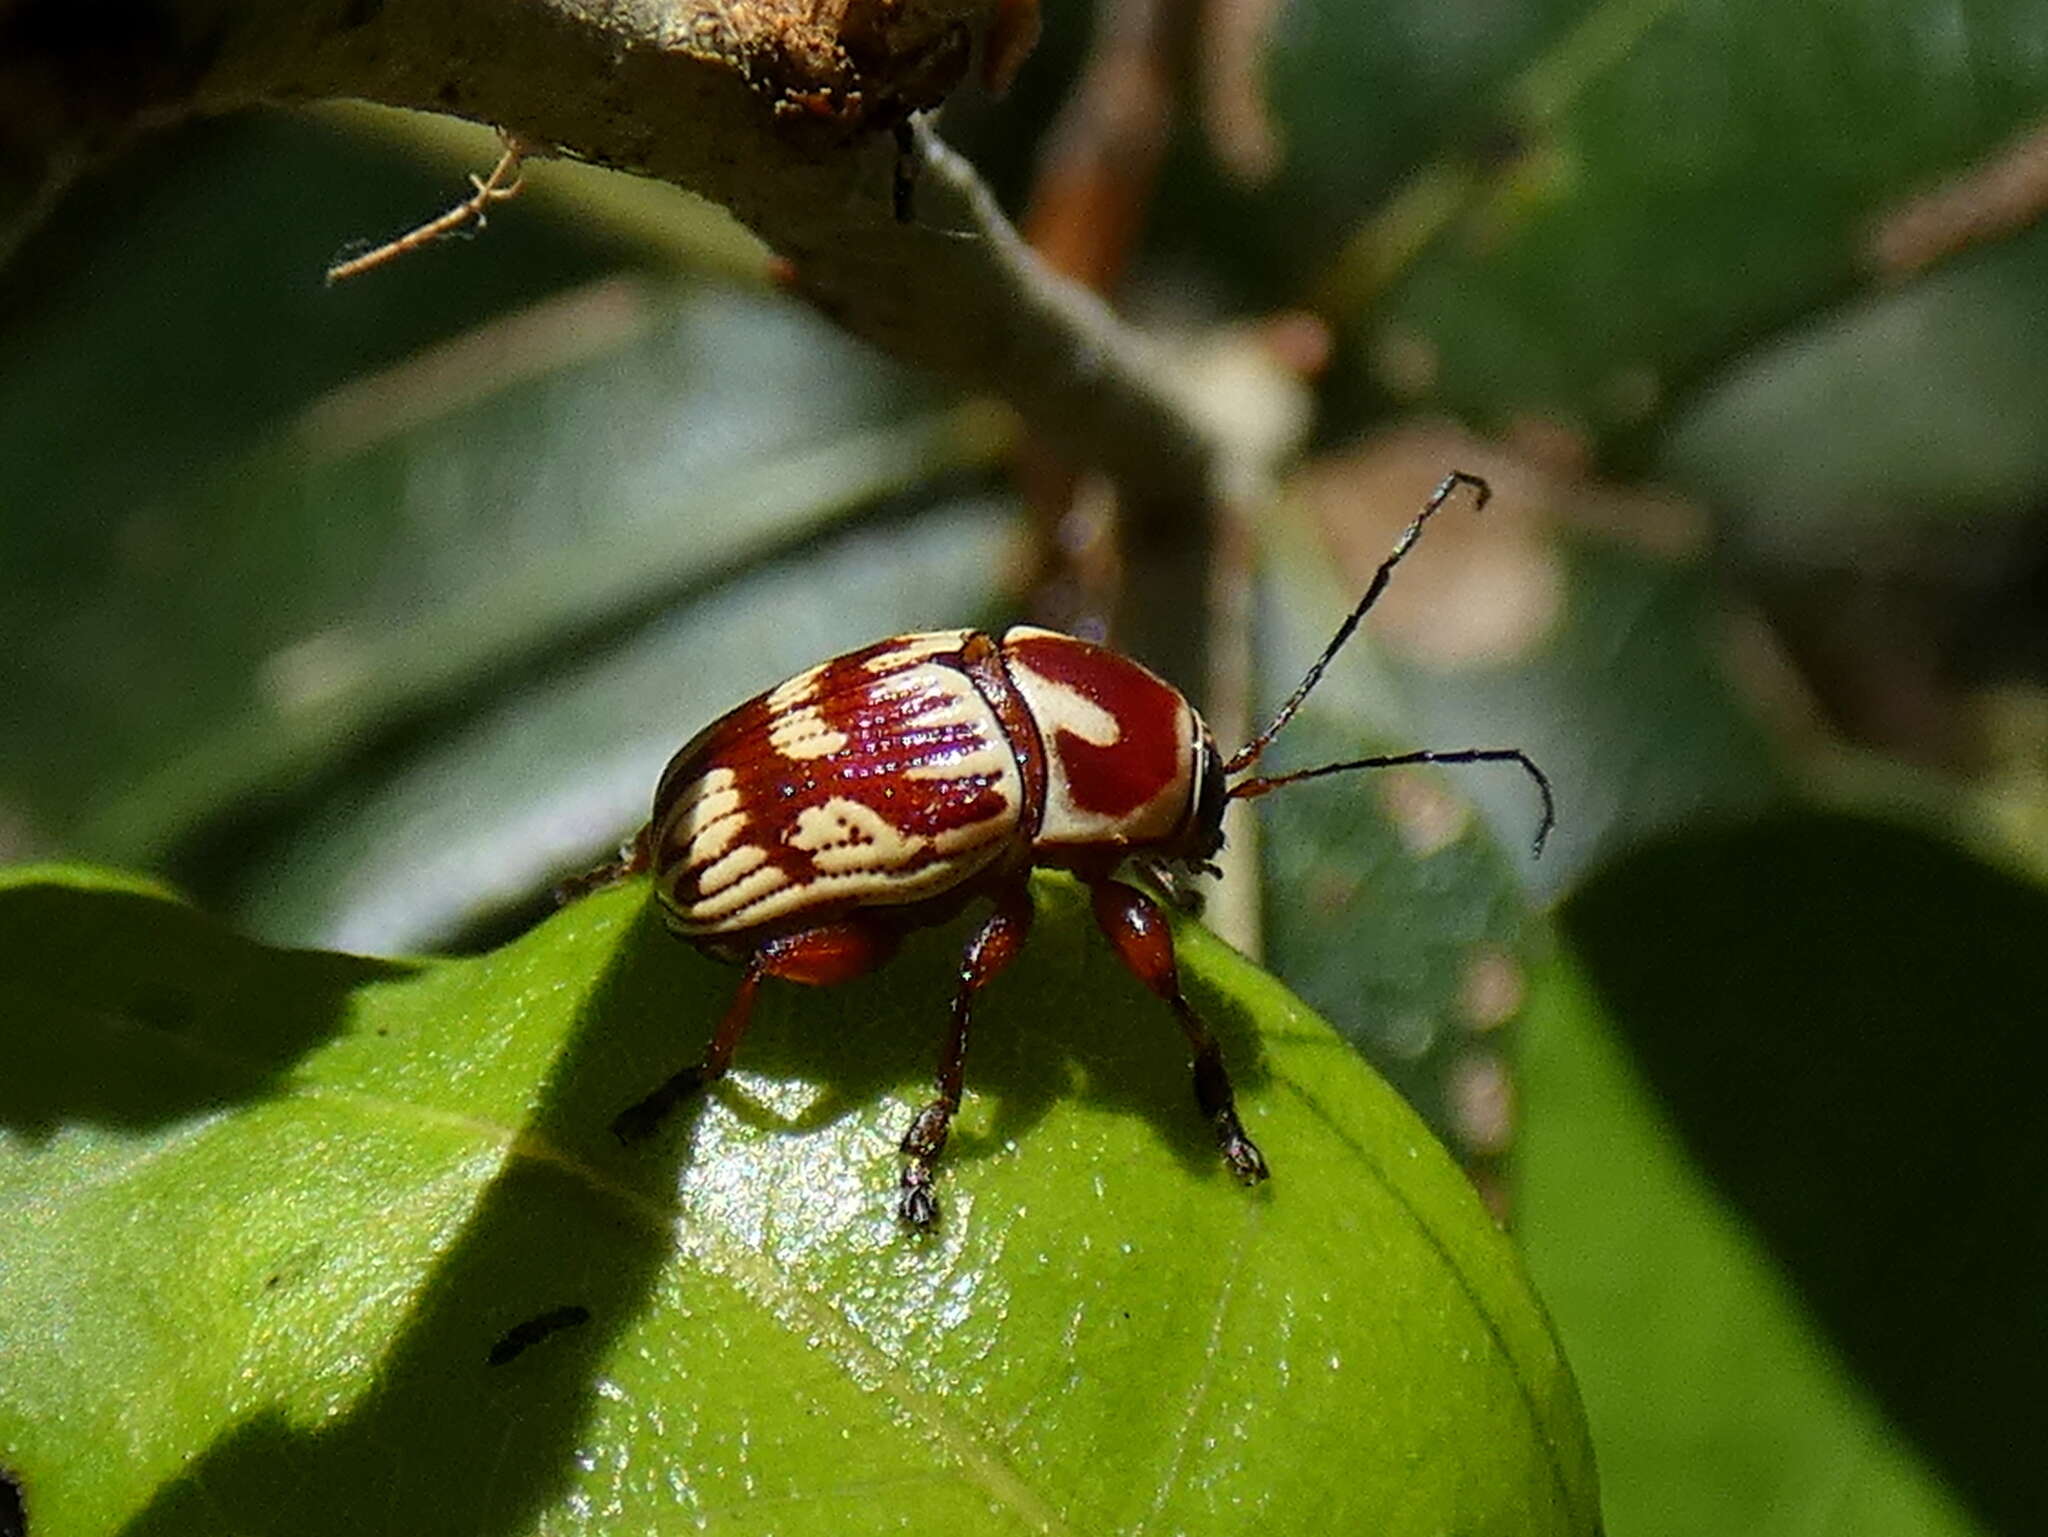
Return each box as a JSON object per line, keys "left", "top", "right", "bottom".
{"left": 3, "top": 0, "right": 2046, "bottom": 1531}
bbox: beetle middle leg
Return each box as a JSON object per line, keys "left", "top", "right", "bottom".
{"left": 899, "top": 881, "right": 1035, "bottom": 1228}
{"left": 613, "top": 918, "right": 898, "bottom": 1144}
{"left": 1090, "top": 878, "right": 1270, "bottom": 1184}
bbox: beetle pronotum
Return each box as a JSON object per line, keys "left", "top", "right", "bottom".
{"left": 589, "top": 472, "right": 1552, "bottom": 1226}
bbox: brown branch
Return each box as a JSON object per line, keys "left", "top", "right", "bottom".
{"left": 0, "top": 0, "right": 1241, "bottom": 509}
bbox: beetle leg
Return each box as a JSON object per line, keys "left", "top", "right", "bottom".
{"left": 900, "top": 882, "right": 1035, "bottom": 1228}
{"left": 555, "top": 824, "right": 651, "bottom": 905}
{"left": 613, "top": 919, "right": 898, "bottom": 1144}
{"left": 1089, "top": 878, "right": 1270, "bottom": 1185}
{"left": 612, "top": 952, "right": 767, "bottom": 1143}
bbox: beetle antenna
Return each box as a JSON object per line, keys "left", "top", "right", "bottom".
{"left": 1227, "top": 747, "right": 1555, "bottom": 858}
{"left": 1225, "top": 471, "right": 1490, "bottom": 777}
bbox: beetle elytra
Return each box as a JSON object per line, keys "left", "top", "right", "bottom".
{"left": 586, "top": 472, "right": 1552, "bottom": 1226}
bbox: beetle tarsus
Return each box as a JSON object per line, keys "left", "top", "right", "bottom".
{"left": 1216, "top": 1114, "right": 1270, "bottom": 1184}
{"left": 610, "top": 1072, "right": 700, "bottom": 1144}
{"left": 897, "top": 1099, "right": 955, "bottom": 1225}
{"left": 556, "top": 825, "right": 652, "bottom": 906}
{"left": 899, "top": 1175, "right": 941, "bottom": 1229}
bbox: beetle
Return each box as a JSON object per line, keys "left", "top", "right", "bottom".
{"left": 588, "top": 472, "right": 1553, "bottom": 1226}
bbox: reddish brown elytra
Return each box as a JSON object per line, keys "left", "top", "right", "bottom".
{"left": 591, "top": 472, "right": 1553, "bottom": 1226}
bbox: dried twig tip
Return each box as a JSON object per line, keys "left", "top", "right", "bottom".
{"left": 325, "top": 133, "right": 529, "bottom": 286}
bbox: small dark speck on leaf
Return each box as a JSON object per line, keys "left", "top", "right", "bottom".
{"left": 488, "top": 1304, "right": 591, "bottom": 1366}
{"left": 0, "top": 1468, "right": 24, "bottom": 1537}
{"left": 339, "top": 0, "right": 384, "bottom": 27}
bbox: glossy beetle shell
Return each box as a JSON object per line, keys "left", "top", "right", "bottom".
{"left": 648, "top": 627, "right": 1212, "bottom": 939}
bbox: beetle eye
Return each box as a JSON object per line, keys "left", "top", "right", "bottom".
{"left": 1186, "top": 734, "right": 1228, "bottom": 859}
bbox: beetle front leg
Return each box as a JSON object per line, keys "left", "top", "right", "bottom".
{"left": 1090, "top": 878, "right": 1270, "bottom": 1185}
{"left": 900, "top": 882, "right": 1035, "bottom": 1228}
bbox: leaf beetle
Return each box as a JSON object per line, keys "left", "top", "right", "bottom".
{"left": 585, "top": 472, "right": 1553, "bottom": 1226}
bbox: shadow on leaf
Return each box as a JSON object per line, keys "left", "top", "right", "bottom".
{"left": 119, "top": 902, "right": 689, "bottom": 1537}
{"left": 1564, "top": 811, "right": 2047, "bottom": 1537}
{"left": 0, "top": 874, "right": 411, "bottom": 1137}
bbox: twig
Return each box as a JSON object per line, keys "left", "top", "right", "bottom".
{"left": 325, "top": 135, "right": 528, "bottom": 285}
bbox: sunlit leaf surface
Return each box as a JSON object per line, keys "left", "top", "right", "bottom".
{"left": 0, "top": 866, "right": 1596, "bottom": 1537}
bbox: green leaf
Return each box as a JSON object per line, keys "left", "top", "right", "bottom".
{"left": 1517, "top": 946, "right": 1984, "bottom": 1537}
{"left": 1544, "top": 811, "right": 2047, "bottom": 1536}
{"left": 1310, "top": 0, "right": 2048, "bottom": 449}
{"left": 0, "top": 117, "right": 1002, "bottom": 868}
{"left": 1661, "top": 217, "right": 2048, "bottom": 562}
{"left": 0, "top": 866, "right": 1595, "bottom": 1536}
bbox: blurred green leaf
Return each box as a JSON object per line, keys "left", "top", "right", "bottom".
{"left": 1517, "top": 945, "right": 1983, "bottom": 1537}
{"left": 0, "top": 116, "right": 608, "bottom": 538}
{"left": 1306, "top": 0, "right": 2048, "bottom": 449}
{"left": 1248, "top": 525, "right": 1545, "bottom": 1144}
{"left": 5, "top": 263, "right": 998, "bottom": 862}
{"left": 0, "top": 865, "right": 1595, "bottom": 1536}
{"left": 1150, "top": 0, "right": 1600, "bottom": 296}
{"left": 1552, "top": 811, "right": 2046, "bottom": 1536}
{"left": 1662, "top": 217, "right": 2048, "bottom": 567}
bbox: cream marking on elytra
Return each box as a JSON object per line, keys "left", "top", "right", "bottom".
{"left": 903, "top": 745, "right": 1015, "bottom": 785}
{"left": 676, "top": 789, "right": 1020, "bottom": 932}
{"left": 669, "top": 769, "right": 740, "bottom": 831}
{"left": 766, "top": 662, "right": 827, "bottom": 713}
{"left": 682, "top": 863, "right": 791, "bottom": 925}
{"left": 862, "top": 630, "right": 970, "bottom": 673}
{"left": 768, "top": 706, "right": 851, "bottom": 761}
{"left": 695, "top": 843, "right": 769, "bottom": 895}
{"left": 899, "top": 677, "right": 1017, "bottom": 790}
{"left": 686, "top": 856, "right": 993, "bottom": 931}
{"left": 684, "top": 809, "right": 748, "bottom": 866}
{"left": 905, "top": 680, "right": 984, "bottom": 730}
{"left": 787, "top": 798, "right": 911, "bottom": 871}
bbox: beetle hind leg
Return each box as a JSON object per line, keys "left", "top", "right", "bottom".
{"left": 556, "top": 824, "right": 652, "bottom": 905}
{"left": 1090, "top": 878, "right": 1270, "bottom": 1185}
{"left": 614, "top": 918, "right": 898, "bottom": 1145}
{"left": 899, "top": 882, "right": 1035, "bottom": 1228}
{"left": 612, "top": 953, "right": 767, "bottom": 1143}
